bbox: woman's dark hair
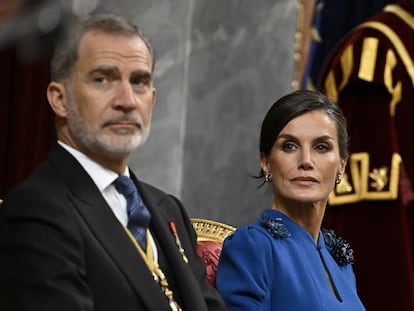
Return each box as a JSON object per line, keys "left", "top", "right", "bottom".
{"left": 259, "top": 90, "right": 349, "bottom": 178}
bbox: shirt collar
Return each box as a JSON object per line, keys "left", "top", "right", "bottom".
{"left": 58, "top": 141, "right": 129, "bottom": 192}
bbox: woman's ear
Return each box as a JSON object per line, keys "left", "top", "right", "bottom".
{"left": 47, "top": 81, "right": 68, "bottom": 117}
{"left": 259, "top": 152, "right": 271, "bottom": 174}
{"left": 339, "top": 158, "right": 348, "bottom": 175}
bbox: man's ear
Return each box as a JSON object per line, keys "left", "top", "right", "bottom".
{"left": 151, "top": 87, "right": 157, "bottom": 108}
{"left": 47, "top": 81, "right": 68, "bottom": 117}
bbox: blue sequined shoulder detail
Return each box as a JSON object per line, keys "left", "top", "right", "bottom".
{"left": 322, "top": 228, "right": 354, "bottom": 266}
{"left": 259, "top": 214, "right": 291, "bottom": 239}
{"left": 259, "top": 213, "right": 354, "bottom": 266}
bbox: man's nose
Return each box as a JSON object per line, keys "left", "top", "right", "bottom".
{"left": 113, "top": 81, "right": 137, "bottom": 110}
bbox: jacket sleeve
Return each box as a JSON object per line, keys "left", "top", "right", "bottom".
{"left": 216, "top": 226, "right": 275, "bottom": 311}
{"left": 0, "top": 181, "right": 93, "bottom": 310}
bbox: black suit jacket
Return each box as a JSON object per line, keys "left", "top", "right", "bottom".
{"left": 0, "top": 143, "right": 227, "bottom": 311}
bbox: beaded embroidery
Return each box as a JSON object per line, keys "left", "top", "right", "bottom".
{"left": 260, "top": 214, "right": 354, "bottom": 266}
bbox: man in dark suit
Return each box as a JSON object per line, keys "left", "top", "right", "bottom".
{"left": 0, "top": 13, "right": 227, "bottom": 311}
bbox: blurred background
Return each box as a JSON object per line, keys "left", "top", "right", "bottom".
{"left": 2, "top": 1, "right": 412, "bottom": 310}
{"left": 0, "top": 0, "right": 298, "bottom": 226}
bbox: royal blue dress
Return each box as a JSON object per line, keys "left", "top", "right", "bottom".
{"left": 216, "top": 209, "right": 366, "bottom": 311}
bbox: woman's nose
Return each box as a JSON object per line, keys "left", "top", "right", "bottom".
{"left": 298, "top": 149, "right": 313, "bottom": 170}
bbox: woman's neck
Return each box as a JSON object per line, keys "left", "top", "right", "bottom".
{"left": 272, "top": 200, "right": 326, "bottom": 242}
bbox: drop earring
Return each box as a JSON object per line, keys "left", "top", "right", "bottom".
{"left": 335, "top": 174, "right": 343, "bottom": 185}
{"left": 265, "top": 172, "right": 272, "bottom": 182}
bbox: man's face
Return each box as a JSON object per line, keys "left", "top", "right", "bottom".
{"left": 63, "top": 30, "right": 156, "bottom": 160}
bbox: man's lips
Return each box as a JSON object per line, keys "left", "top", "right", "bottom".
{"left": 104, "top": 120, "right": 141, "bottom": 129}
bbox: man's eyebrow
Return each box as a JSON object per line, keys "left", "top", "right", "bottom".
{"left": 88, "top": 65, "right": 119, "bottom": 75}
{"left": 131, "top": 69, "right": 152, "bottom": 78}
{"left": 86, "top": 67, "right": 153, "bottom": 83}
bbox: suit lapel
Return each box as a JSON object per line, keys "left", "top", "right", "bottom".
{"left": 132, "top": 174, "right": 209, "bottom": 311}
{"left": 48, "top": 144, "right": 170, "bottom": 310}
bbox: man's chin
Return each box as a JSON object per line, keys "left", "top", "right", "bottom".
{"left": 103, "top": 135, "right": 145, "bottom": 154}
{"left": 96, "top": 144, "right": 137, "bottom": 158}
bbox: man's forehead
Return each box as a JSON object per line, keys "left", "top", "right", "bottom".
{"left": 77, "top": 30, "right": 153, "bottom": 68}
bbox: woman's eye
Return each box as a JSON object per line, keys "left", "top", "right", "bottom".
{"left": 282, "top": 142, "right": 297, "bottom": 151}
{"left": 316, "top": 144, "right": 330, "bottom": 152}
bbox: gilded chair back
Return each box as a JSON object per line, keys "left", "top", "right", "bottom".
{"left": 191, "top": 218, "right": 236, "bottom": 287}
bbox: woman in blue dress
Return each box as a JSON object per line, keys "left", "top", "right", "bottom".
{"left": 216, "top": 90, "right": 365, "bottom": 310}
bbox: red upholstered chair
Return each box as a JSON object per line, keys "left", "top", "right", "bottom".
{"left": 191, "top": 218, "right": 236, "bottom": 287}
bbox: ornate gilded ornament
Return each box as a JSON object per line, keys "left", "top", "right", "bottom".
{"left": 329, "top": 152, "right": 401, "bottom": 205}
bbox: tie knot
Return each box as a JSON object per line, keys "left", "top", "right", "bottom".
{"left": 114, "top": 175, "right": 136, "bottom": 197}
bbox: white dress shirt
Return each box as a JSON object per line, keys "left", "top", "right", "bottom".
{"left": 58, "top": 141, "right": 158, "bottom": 261}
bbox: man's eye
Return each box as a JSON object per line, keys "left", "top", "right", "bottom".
{"left": 132, "top": 77, "right": 151, "bottom": 87}
{"left": 94, "top": 76, "right": 107, "bottom": 83}
{"left": 131, "top": 79, "right": 144, "bottom": 85}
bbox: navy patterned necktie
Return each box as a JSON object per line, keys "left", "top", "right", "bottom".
{"left": 114, "top": 175, "right": 151, "bottom": 251}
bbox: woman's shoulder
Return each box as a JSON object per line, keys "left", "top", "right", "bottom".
{"left": 226, "top": 222, "right": 271, "bottom": 246}
{"left": 224, "top": 210, "right": 292, "bottom": 249}
{"left": 322, "top": 228, "right": 355, "bottom": 266}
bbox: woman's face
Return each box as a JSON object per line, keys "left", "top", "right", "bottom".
{"left": 260, "top": 110, "right": 346, "bottom": 206}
